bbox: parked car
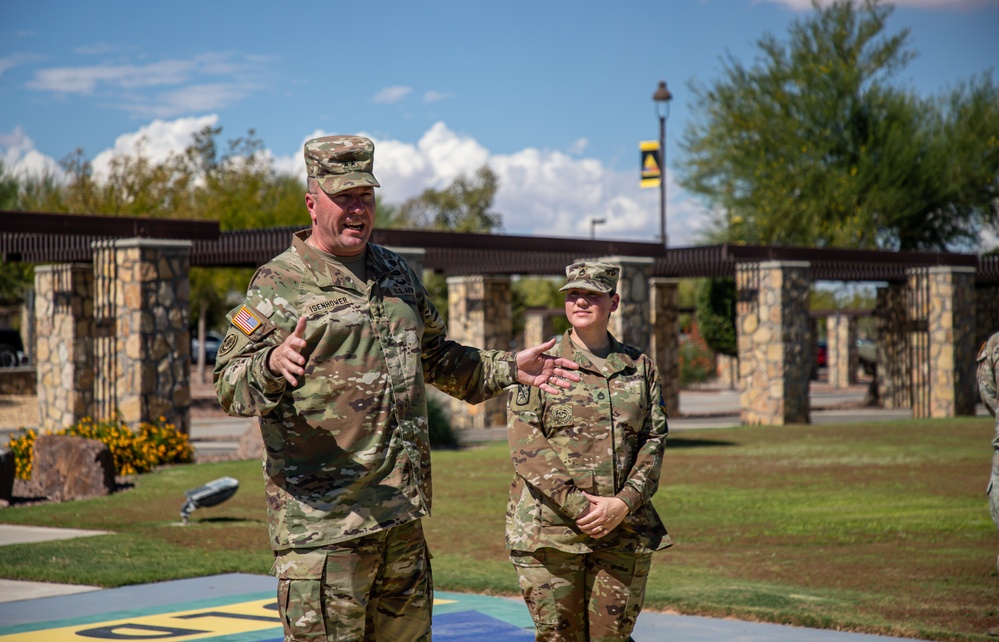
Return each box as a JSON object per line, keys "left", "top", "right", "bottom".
{"left": 815, "top": 340, "right": 828, "bottom": 368}
{"left": 191, "top": 331, "right": 225, "bottom": 364}
{"left": 0, "top": 329, "right": 27, "bottom": 368}
{"left": 856, "top": 338, "right": 877, "bottom": 375}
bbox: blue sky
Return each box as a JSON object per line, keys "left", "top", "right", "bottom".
{"left": 2, "top": 0, "right": 997, "bottom": 248}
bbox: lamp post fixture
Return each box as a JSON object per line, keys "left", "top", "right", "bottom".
{"left": 590, "top": 217, "right": 606, "bottom": 240}
{"left": 653, "top": 80, "right": 673, "bottom": 248}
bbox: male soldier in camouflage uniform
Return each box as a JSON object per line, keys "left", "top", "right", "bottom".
{"left": 214, "top": 135, "right": 579, "bottom": 642}
{"left": 977, "top": 331, "right": 999, "bottom": 637}
{"left": 506, "top": 261, "right": 671, "bottom": 642}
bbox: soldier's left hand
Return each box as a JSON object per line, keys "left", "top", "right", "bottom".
{"left": 576, "top": 492, "right": 630, "bottom": 538}
{"left": 515, "top": 338, "right": 580, "bottom": 395}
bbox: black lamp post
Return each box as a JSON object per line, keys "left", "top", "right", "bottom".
{"left": 653, "top": 80, "right": 673, "bottom": 247}
{"left": 590, "top": 217, "right": 606, "bottom": 240}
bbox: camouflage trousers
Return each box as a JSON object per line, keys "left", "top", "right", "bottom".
{"left": 990, "top": 466, "right": 999, "bottom": 573}
{"left": 510, "top": 548, "right": 652, "bottom": 642}
{"left": 272, "top": 519, "right": 433, "bottom": 642}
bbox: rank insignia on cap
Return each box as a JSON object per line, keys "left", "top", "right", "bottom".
{"left": 232, "top": 305, "right": 262, "bottom": 336}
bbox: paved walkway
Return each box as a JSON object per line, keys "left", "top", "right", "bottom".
{"left": 0, "top": 569, "right": 928, "bottom": 641}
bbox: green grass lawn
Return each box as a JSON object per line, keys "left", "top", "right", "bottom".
{"left": 1, "top": 418, "right": 997, "bottom": 641}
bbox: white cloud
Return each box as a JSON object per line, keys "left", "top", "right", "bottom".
{"left": 758, "top": 0, "right": 996, "bottom": 10}
{"left": 0, "top": 53, "right": 42, "bottom": 77}
{"left": 0, "top": 126, "right": 62, "bottom": 179}
{"left": 28, "top": 60, "right": 194, "bottom": 94}
{"left": 423, "top": 90, "right": 450, "bottom": 103}
{"left": 89, "top": 115, "right": 219, "bottom": 182}
{"left": 24, "top": 53, "right": 266, "bottom": 119}
{"left": 0, "top": 118, "right": 712, "bottom": 247}
{"left": 116, "top": 83, "right": 257, "bottom": 118}
{"left": 362, "top": 122, "right": 709, "bottom": 246}
{"left": 74, "top": 42, "right": 120, "bottom": 56}
{"left": 372, "top": 86, "right": 412, "bottom": 104}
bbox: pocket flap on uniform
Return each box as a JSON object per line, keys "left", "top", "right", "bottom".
{"left": 271, "top": 549, "right": 326, "bottom": 579}
{"left": 569, "top": 468, "right": 594, "bottom": 493}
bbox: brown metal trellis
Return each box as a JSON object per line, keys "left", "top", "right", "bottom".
{"left": 2, "top": 211, "right": 997, "bottom": 286}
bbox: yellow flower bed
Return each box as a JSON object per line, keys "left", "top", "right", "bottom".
{"left": 6, "top": 416, "right": 194, "bottom": 479}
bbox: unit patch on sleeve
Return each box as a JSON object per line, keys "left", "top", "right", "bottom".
{"left": 510, "top": 384, "right": 539, "bottom": 411}
{"left": 232, "top": 305, "right": 262, "bottom": 336}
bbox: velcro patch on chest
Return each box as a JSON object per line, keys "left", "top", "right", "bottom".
{"left": 548, "top": 404, "right": 573, "bottom": 427}
{"left": 309, "top": 297, "right": 349, "bottom": 315}
{"left": 384, "top": 272, "right": 417, "bottom": 297}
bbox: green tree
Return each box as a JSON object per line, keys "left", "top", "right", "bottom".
{"left": 382, "top": 166, "right": 505, "bottom": 323}
{"left": 677, "top": 0, "right": 999, "bottom": 251}
{"left": 695, "top": 278, "right": 737, "bottom": 357}
{"left": 11, "top": 127, "right": 309, "bottom": 368}
{"left": 511, "top": 277, "right": 571, "bottom": 343}
{"left": 396, "top": 166, "right": 502, "bottom": 233}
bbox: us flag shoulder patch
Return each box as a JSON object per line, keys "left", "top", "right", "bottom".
{"left": 232, "top": 306, "right": 262, "bottom": 336}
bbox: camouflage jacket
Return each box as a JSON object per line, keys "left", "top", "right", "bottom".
{"left": 214, "top": 231, "right": 516, "bottom": 550}
{"left": 505, "top": 330, "right": 671, "bottom": 554}
{"left": 977, "top": 332, "right": 999, "bottom": 460}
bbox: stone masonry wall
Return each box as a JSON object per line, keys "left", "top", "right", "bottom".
{"left": 445, "top": 275, "right": 513, "bottom": 431}
{"left": 33, "top": 264, "right": 94, "bottom": 431}
{"left": 604, "top": 257, "right": 653, "bottom": 356}
{"left": 650, "top": 278, "right": 680, "bottom": 417}
{"left": 736, "top": 261, "right": 811, "bottom": 425}
{"left": 93, "top": 239, "right": 191, "bottom": 434}
{"left": 875, "top": 283, "right": 910, "bottom": 409}
{"left": 924, "top": 266, "right": 977, "bottom": 417}
{"left": 827, "top": 314, "right": 858, "bottom": 388}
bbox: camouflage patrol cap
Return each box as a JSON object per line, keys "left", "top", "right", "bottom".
{"left": 304, "top": 135, "right": 380, "bottom": 196}
{"left": 559, "top": 261, "right": 620, "bottom": 294}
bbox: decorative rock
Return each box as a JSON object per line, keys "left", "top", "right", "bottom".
{"left": 33, "top": 434, "right": 115, "bottom": 501}
{"left": 237, "top": 419, "right": 264, "bottom": 461}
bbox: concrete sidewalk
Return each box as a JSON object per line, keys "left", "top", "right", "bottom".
{"left": 0, "top": 569, "right": 930, "bottom": 642}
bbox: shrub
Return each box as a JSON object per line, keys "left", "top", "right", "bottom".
{"left": 5, "top": 416, "right": 194, "bottom": 480}
{"left": 696, "top": 277, "right": 738, "bottom": 357}
{"left": 427, "top": 395, "right": 460, "bottom": 449}
{"left": 678, "top": 339, "right": 717, "bottom": 388}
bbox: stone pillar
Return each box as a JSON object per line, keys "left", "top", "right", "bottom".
{"left": 650, "top": 278, "right": 680, "bottom": 417}
{"left": 33, "top": 264, "right": 94, "bottom": 431}
{"left": 92, "top": 239, "right": 192, "bottom": 434}
{"left": 715, "top": 354, "right": 739, "bottom": 390}
{"left": 523, "top": 308, "right": 559, "bottom": 349}
{"left": 827, "top": 314, "right": 858, "bottom": 388}
{"left": 916, "top": 266, "right": 977, "bottom": 418}
{"left": 598, "top": 256, "right": 653, "bottom": 354}
{"left": 445, "top": 275, "right": 513, "bottom": 431}
{"left": 736, "top": 261, "right": 811, "bottom": 425}
{"left": 875, "top": 283, "right": 910, "bottom": 409}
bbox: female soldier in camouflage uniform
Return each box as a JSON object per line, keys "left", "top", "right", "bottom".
{"left": 505, "top": 261, "right": 671, "bottom": 642}
{"left": 976, "top": 331, "right": 999, "bottom": 637}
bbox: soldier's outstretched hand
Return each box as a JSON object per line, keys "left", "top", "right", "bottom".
{"left": 515, "top": 338, "right": 580, "bottom": 395}
{"left": 267, "top": 316, "right": 308, "bottom": 386}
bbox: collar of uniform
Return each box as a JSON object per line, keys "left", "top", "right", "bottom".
{"left": 558, "top": 329, "right": 635, "bottom": 374}
{"left": 292, "top": 230, "right": 364, "bottom": 290}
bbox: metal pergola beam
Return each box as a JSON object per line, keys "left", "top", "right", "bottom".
{"left": 2, "top": 211, "right": 996, "bottom": 285}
